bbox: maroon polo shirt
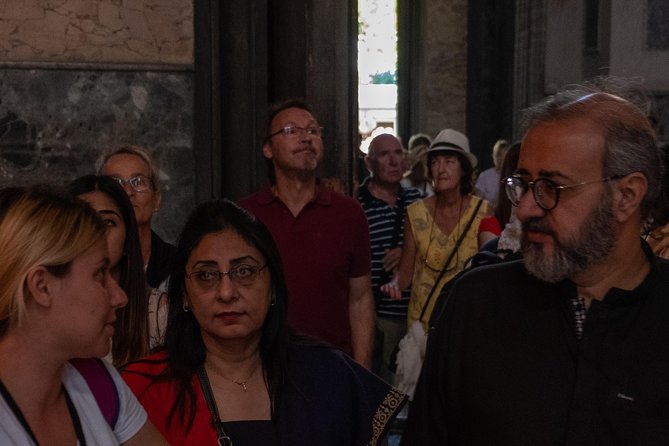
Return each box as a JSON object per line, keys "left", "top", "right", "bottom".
{"left": 239, "top": 184, "right": 371, "bottom": 353}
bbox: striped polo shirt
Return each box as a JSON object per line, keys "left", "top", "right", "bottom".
{"left": 357, "top": 176, "right": 424, "bottom": 317}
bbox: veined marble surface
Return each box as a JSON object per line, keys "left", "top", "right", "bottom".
{"left": 0, "top": 68, "right": 194, "bottom": 242}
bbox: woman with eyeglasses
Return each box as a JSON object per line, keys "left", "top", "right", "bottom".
{"left": 97, "top": 145, "right": 176, "bottom": 292}
{"left": 68, "top": 175, "right": 167, "bottom": 365}
{"left": 122, "top": 199, "right": 407, "bottom": 445}
{"left": 381, "top": 129, "right": 491, "bottom": 330}
{"left": 0, "top": 186, "right": 166, "bottom": 445}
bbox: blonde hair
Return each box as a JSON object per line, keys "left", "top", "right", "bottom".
{"left": 96, "top": 145, "right": 160, "bottom": 191}
{"left": 492, "top": 139, "right": 510, "bottom": 159}
{"left": 0, "top": 186, "right": 106, "bottom": 335}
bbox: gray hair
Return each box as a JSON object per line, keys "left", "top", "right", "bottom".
{"left": 520, "top": 78, "right": 661, "bottom": 226}
{"left": 96, "top": 145, "right": 160, "bottom": 192}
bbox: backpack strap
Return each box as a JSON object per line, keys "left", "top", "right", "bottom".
{"left": 70, "top": 358, "right": 120, "bottom": 429}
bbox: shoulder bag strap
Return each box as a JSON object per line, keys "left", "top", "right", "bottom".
{"left": 418, "top": 197, "right": 483, "bottom": 323}
{"left": 196, "top": 365, "right": 233, "bottom": 446}
{"left": 70, "top": 357, "right": 120, "bottom": 429}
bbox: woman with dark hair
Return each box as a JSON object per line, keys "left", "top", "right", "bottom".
{"left": 379, "top": 129, "right": 491, "bottom": 398}
{"left": 68, "top": 175, "right": 166, "bottom": 365}
{"left": 494, "top": 141, "right": 521, "bottom": 230}
{"left": 122, "top": 199, "right": 406, "bottom": 445}
{"left": 382, "top": 129, "right": 491, "bottom": 328}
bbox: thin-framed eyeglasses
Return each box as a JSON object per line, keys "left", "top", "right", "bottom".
{"left": 503, "top": 174, "right": 625, "bottom": 211}
{"left": 186, "top": 263, "right": 268, "bottom": 290}
{"left": 111, "top": 175, "right": 154, "bottom": 193}
{"left": 267, "top": 125, "right": 324, "bottom": 139}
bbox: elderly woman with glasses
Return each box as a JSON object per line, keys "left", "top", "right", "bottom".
{"left": 122, "top": 199, "right": 406, "bottom": 445}
{"left": 97, "top": 145, "right": 176, "bottom": 292}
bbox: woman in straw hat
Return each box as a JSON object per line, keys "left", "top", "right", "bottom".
{"left": 381, "top": 129, "right": 493, "bottom": 397}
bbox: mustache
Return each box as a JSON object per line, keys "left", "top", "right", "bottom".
{"left": 522, "top": 218, "right": 554, "bottom": 235}
{"left": 295, "top": 145, "right": 315, "bottom": 152}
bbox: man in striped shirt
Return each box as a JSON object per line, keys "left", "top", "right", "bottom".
{"left": 357, "top": 134, "right": 423, "bottom": 382}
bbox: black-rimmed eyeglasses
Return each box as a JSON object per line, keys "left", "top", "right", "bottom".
{"left": 503, "top": 175, "right": 624, "bottom": 211}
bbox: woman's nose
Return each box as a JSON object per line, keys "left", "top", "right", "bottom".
{"left": 107, "top": 274, "right": 128, "bottom": 309}
{"left": 215, "top": 273, "right": 237, "bottom": 302}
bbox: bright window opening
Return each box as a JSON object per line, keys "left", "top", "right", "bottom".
{"left": 358, "top": 0, "right": 398, "bottom": 154}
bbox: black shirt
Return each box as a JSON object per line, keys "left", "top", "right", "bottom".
{"left": 146, "top": 230, "right": 176, "bottom": 288}
{"left": 403, "top": 241, "right": 669, "bottom": 445}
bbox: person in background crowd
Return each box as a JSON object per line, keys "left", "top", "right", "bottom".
{"left": 0, "top": 186, "right": 166, "bottom": 445}
{"left": 380, "top": 129, "right": 492, "bottom": 398}
{"left": 97, "top": 145, "right": 176, "bottom": 291}
{"left": 382, "top": 129, "right": 492, "bottom": 328}
{"left": 356, "top": 134, "right": 423, "bottom": 382}
{"left": 403, "top": 80, "right": 669, "bottom": 445}
{"left": 492, "top": 141, "right": 523, "bottom": 255}
{"left": 644, "top": 143, "right": 669, "bottom": 258}
{"left": 408, "top": 133, "right": 432, "bottom": 150}
{"left": 475, "top": 139, "right": 510, "bottom": 208}
{"left": 123, "top": 199, "right": 407, "bottom": 445}
{"left": 494, "top": 142, "right": 522, "bottom": 231}
{"left": 401, "top": 133, "right": 433, "bottom": 196}
{"left": 239, "top": 99, "right": 375, "bottom": 368}
{"left": 478, "top": 141, "right": 523, "bottom": 256}
{"left": 69, "top": 175, "right": 167, "bottom": 364}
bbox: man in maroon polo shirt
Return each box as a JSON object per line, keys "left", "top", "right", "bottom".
{"left": 239, "top": 99, "right": 374, "bottom": 368}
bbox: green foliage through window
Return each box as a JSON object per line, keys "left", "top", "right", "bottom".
{"left": 370, "top": 70, "right": 397, "bottom": 84}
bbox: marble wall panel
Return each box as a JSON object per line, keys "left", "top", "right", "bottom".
{"left": 0, "top": 0, "right": 193, "bottom": 65}
{"left": 0, "top": 68, "right": 194, "bottom": 242}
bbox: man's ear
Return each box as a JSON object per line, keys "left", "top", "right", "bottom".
{"left": 25, "top": 266, "right": 55, "bottom": 308}
{"left": 262, "top": 141, "right": 273, "bottom": 160}
{"left": 613, "top": 172, "right": 647, "bottom": 223}
{"left": 364, "top": 155, "right": 373, "bottom": 174}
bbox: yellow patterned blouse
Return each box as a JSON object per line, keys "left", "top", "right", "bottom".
{"left": 406, "top": 195, "right": 489, "bottom": 329}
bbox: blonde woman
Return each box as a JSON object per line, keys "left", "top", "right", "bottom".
{"left": 0, "top": 186, "right": 166, "bottom": 445}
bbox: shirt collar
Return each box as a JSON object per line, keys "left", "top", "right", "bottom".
{"left": 256, "top": 180, "right": 332, "bottom": 207}
{"left": 598, "top": 239, "right": 656, "bottom": 307}
{"left": 357, "top": 175, "right": 407, "bottom": 204}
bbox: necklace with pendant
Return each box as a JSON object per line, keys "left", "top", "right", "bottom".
{"left": 206, "top": 358, "right": 260, "bottom": 392}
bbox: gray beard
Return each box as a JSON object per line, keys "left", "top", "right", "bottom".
{"left": 522, "top": 191, "right": 616, "bottom": 283}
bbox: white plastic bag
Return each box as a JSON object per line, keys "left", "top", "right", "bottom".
{"left": 393, "top": 321, "right": 428, "bottom": 399}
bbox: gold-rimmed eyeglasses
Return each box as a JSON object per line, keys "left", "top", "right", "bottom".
{"left": 186, "top": 264, "right": 267, "bottom": 290}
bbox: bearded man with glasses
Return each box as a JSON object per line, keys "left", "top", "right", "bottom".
{"left": 240, "top": 99, "right": 375, "bottom": 370}
{"left": 402, "top": 79, "right": 669, "bottom": 445}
